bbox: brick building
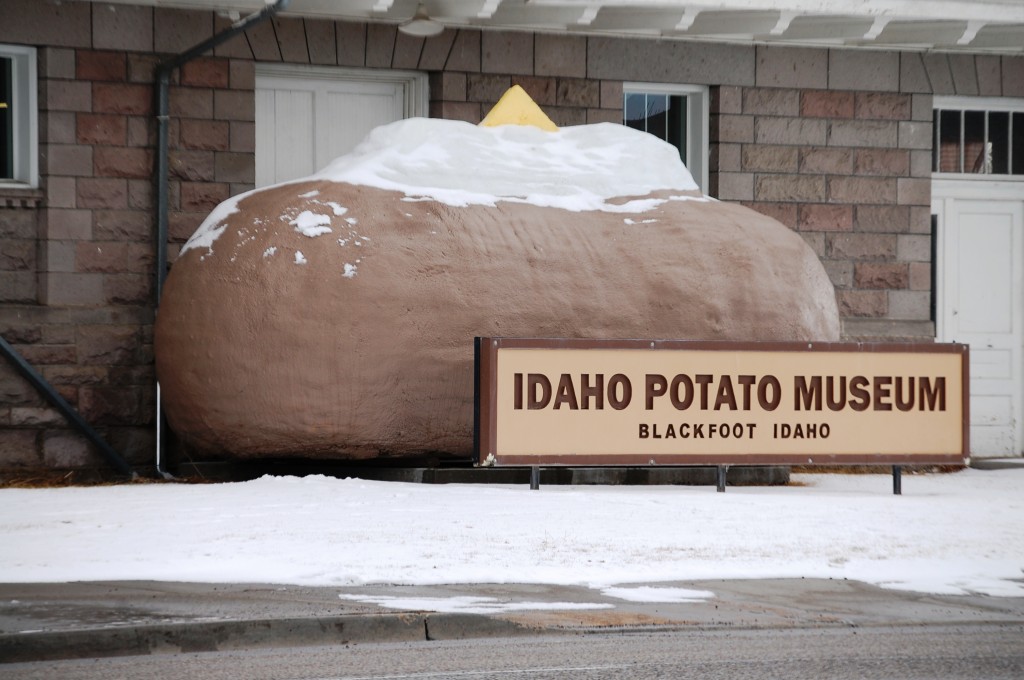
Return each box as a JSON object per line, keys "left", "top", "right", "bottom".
{"left": 1, "top": 0, "right": 1022, "bottom": 475}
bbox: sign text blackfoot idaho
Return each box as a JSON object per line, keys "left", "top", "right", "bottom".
{"left": 475, "top": 338, "right": 969, "bottom": 467}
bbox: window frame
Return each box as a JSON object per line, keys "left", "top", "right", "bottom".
{"left": 932, "top": 95, "right": 1024, "bottom": 181}
{"left": 0, "top": 44, "right": 38, "bottom": 189}
{"left": 623, "top": 82, "right": 709, "bottom": 194}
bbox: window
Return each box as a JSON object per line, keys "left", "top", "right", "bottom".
{"left": 933, "top": 97, "right": 1024, "bottom": 177}
{"left": 0, "top": 44, "right": 38, "bottom": 188}
{"left": 623, "top": 84, "right": 708, "bottom": 193}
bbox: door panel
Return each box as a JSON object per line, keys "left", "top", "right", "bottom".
{"left": 255, "top": 71, "right": 410, "bottom": 187}
{"left": 258, "top": 87, "right": 315, "bottom": 185}
{"left": 318, "top": 85, "right": 403, "bottom": 172}
{"left": 937, "top": 193, "right": 1023, "bottom": 457}
{"left": 957, "top": 215, "right": 1013, "bottom": 333}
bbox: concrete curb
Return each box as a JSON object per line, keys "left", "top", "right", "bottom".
{"left": 5, "top": 578, "right": 1022, "bottom": 664}
{"left": 425, "top": 612, "right": 550, "bottom": 641}
{"left": 0, "top": 612, "right": 546, "bottom": 663}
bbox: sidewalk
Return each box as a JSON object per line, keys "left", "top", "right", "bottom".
{"left": 3, "top": 579, "right": 1024, "bottom": 663}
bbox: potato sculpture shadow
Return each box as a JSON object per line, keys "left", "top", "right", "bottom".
{"left": 155, "top": 118, "right": 840, "bottom": 459}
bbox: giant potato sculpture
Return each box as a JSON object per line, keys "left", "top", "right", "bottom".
{"left": 155, "top": 88, "right": 840, "bottom": 459}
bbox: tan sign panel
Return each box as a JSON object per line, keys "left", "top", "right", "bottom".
{"left": 476, "top": 339, "right": 969, "bottom": 466}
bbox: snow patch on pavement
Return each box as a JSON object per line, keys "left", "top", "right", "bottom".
{"left": 337, "top": 594, "right": 613, "bottom": 615}
{"left": 601, "top": 586, "right": 715, "bottom": 603}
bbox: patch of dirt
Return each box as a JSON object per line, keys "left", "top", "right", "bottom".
{"left": 499, "top": 610, "right": 683, "bottom": 629}
{"left": 0, "top": 471, "right": 210, "bottom": 489}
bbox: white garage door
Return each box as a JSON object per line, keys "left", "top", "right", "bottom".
{"left": 255, "top": 64, "right": 428, "bottom": 187}
{"left": 935, "top": 182, "right": 1024, "bottom": 458}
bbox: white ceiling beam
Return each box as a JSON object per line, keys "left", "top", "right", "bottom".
{"left": 527, "top": 0, "right": 1024, "bottom": 24}
{"left": 674, "top": 8, "right": 700, "bottom": 31}
{"left": 477, "top": 0, "right": 503, "bottom": 19}
{"left": 577, "top": 5, "right": 600, "bottom": 25}
{"left": 80, "top": 1, "right": 1024, "bottom": 53}
{"left": 474, "top": 3, "right": 607, "bottom": 31}
{"left": 770, "top": 10, "right": 797, "bottom": 35}
{"left": 863, "top": 16, "right": 891, "bottom": 40}
{"left": 958, "top": 20, "right": 987, "bottom": 45}
{"left": 89, "top": 0, "right": 1024, "bottom": 24}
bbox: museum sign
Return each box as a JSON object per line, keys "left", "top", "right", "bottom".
{"left": 475, "top": 338, "right": 969, "bottom": 467}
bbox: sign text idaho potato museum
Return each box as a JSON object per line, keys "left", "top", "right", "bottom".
{"left": 475, "top": 339, "right": 969, "bottom": 467}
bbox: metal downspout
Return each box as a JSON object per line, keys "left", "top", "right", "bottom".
{"left": 154, "top": 0, "right": 292, "bottom": 478}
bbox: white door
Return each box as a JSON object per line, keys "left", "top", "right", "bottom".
{"left": 935, "top": 182, "right": 1024, "bottom": 458}
{"left": 255, "top": 65, "right": 429, "bottom": 187}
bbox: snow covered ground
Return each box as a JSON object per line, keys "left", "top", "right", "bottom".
{"left": 1, "top": 468, "right": 1022, "bottom": 599}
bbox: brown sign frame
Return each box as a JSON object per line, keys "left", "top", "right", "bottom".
{"left": 474, "top": 337, "right": 970, "bottom": 467}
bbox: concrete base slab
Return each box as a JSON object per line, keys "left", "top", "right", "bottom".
{"left": 171, "top": 462, "right": 791, "bottom": 487}
{"left": 971, "top": 457, "right": 1024, "bottom": 470}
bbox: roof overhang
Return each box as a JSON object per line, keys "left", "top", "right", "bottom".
{"left": 89, "top": 0, "right": 1024, "bottom": 53}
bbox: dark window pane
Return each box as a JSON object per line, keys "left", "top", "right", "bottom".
{"left": 1014, "top": 112, "right": 1024, "bottom": 175}
{"left": 666, "top": 95, "right": 687, "bottom": 163}
{"left": 647, "top": 94, "right": 667, "bottom": 140}
{"left": 989, "top": 111, "right": 1009, "bottom": 174}
{"left": 938, "top": 110, "right": 961, "bottom": 172}
{"left": 964, "top": 110, "right": 986, "bottom": 173}
{"left": 0, "top": 57, "right": 12, "bottom": 179}
{"left": 623, "top": 93, "right": 646, "bottom": 132}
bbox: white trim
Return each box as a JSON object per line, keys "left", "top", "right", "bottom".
{"left": 254, "top": 63, "right": 428, "bottom": 120}
{"left": 0, "top": 44, "right": 38, "bottom": 189}
{"left": 934, "top": 95, "right": 1024, "bottom": 112}
{"left": 623, "top": 82, "right": 709, "bottom": 194}
{"left": 931, "top": 178, "right": 1024, "bottom": 199}
{"left": 929, "top": 174, "right": 1024, "bottom": 183}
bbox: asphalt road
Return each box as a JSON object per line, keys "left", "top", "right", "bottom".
{"left": 5, "top": 623, "right": 1022, "bottom": 680}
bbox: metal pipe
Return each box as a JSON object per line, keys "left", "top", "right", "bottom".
{"left": 153, "top": 0, "right": 292, "bottom": 478}
{"left": 155, "top": 0, "right": 293, "bottom": 303}
{"left": 0, "top": 334, "right": 136, "bottom": 478}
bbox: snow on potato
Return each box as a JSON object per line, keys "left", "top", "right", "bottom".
{"left": 154, "top": 92, "right": 839, "bottom": 459}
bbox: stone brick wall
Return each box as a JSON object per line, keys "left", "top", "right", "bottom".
{"left": 1, "top": 0, "right": 1022, "bottom": 474}
{"left": 0, "top": 193, "right": 40, "bottom": 304}
{"left": 165, "top": 53, "right": 257, "bottom": 260}
{"left": 708, "top": 48, "right": 1021, "bottom": 341}
{"left": 1, "top": 0, "right": 162, "bottom": 473}
{"left": 714, "top": 83, "right": 935, "bottom": 339}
